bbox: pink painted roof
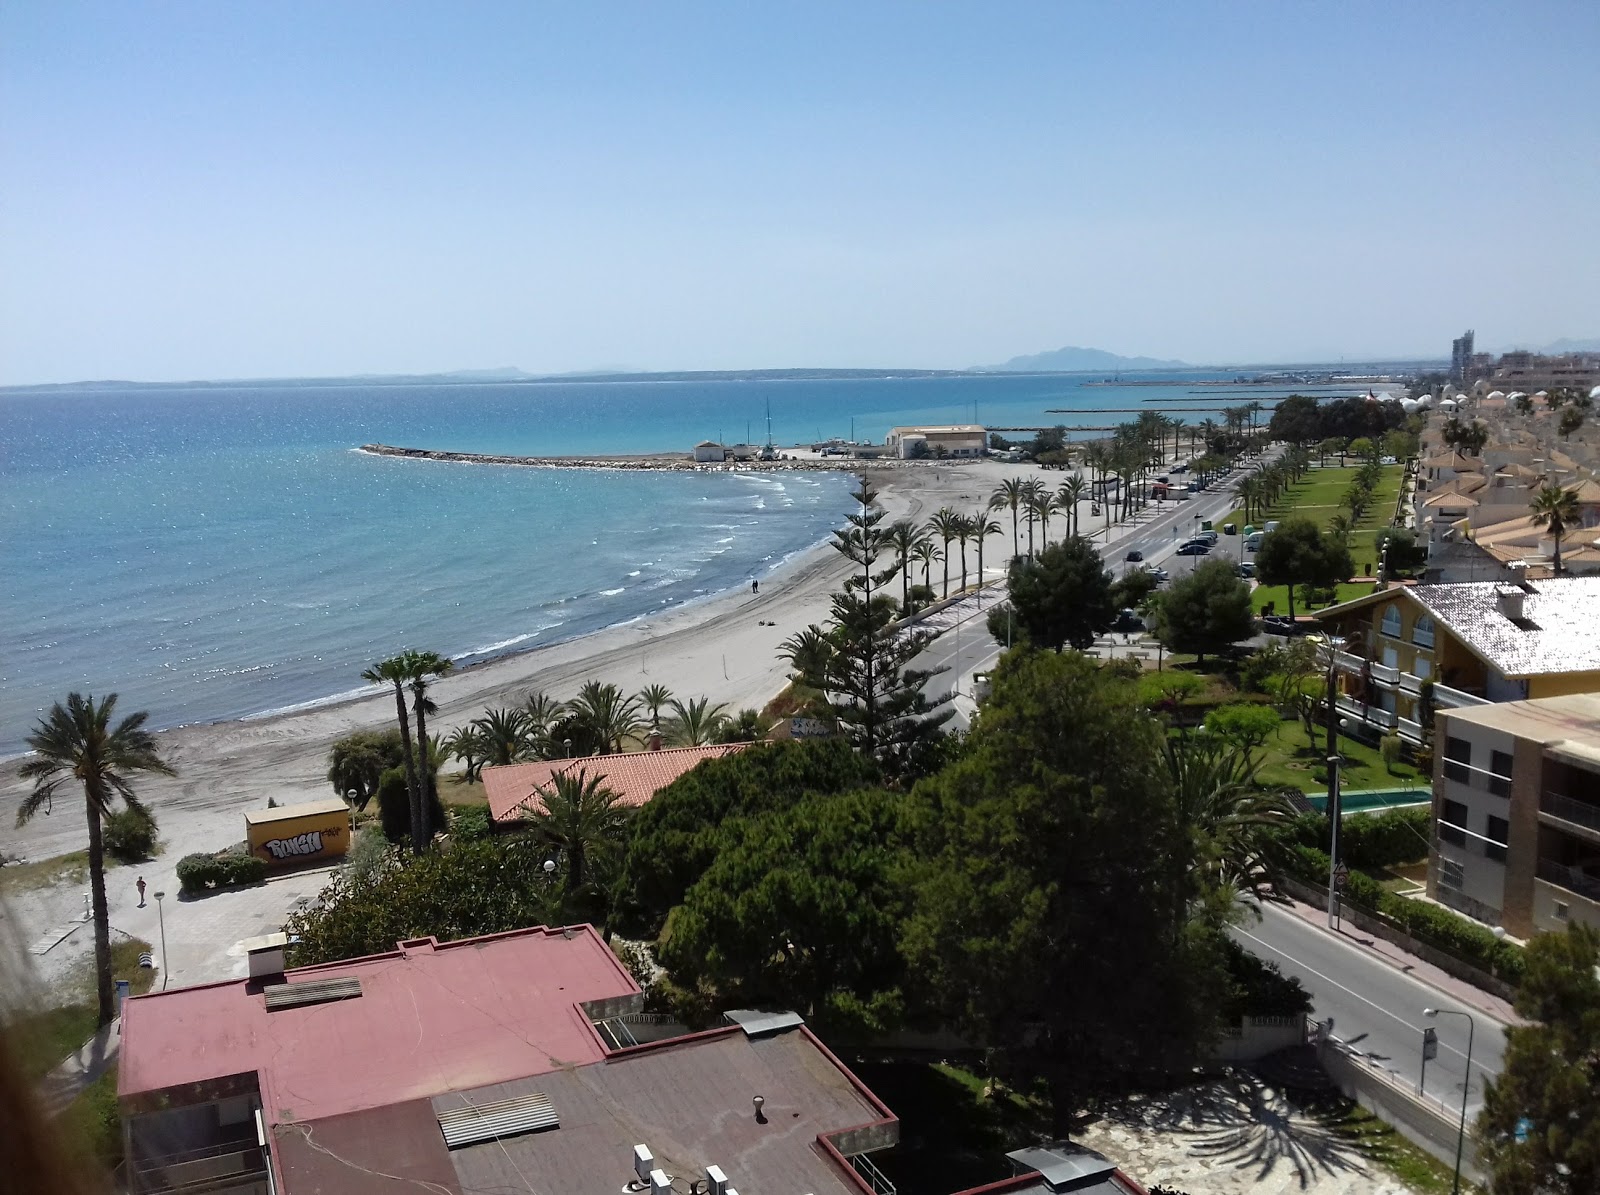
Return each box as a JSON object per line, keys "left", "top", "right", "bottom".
{"left": 118, "top": 924, "right": 638, "bottom": 1124}
{"left": 483, "top": 743, "right": 749, "bottom": 824}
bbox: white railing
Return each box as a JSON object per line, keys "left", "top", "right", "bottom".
{"left": 1337, "top": 694, "right": 1398, "bottom": 729}
{"left": 1433, "top": 682, "right": 1491, "bottom": 708}
{"left": 1398, "top": 671, "right": 1424, "bottom": 696}
{"left": 1398, "top": 717, "right": 1424, "bottom": 744}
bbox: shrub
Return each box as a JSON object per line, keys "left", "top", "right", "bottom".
{"left": 1379, "top": 733, "right": 1403, "bottom": 771}
{"left": 1223, "top": 937, "right": 1311, "bottom": 1020}
{"left": 176, "top": 850, "right": 266, "bottom": 895}
{"left": 102, "top": 806, "right": 159, "bottom": 863}
{"left": 343, "top": 827, "right": 396, "bottom": 881}
{"left": 447, "top": 804, "right": 495, "bottom": 843}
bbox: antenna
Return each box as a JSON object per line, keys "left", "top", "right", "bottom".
{"left": 765, "top": 398, "right": 774, "bottom": 449}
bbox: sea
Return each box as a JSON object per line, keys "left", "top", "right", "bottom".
{"left": 1, "top": 369, "right": 1391, "bottom": 752}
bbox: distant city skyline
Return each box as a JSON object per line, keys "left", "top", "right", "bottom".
{"left": 2, "top": 2, "right": 1597, "bottom": 386}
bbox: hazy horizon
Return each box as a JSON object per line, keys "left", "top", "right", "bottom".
{"left": 3, "top": 2, "right": 1597, "bottom": 386}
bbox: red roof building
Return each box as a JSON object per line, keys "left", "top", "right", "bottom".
{"left": 483, "top": 742, "right": 749, "bottom": 826}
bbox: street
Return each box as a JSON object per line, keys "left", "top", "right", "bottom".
{"left": 1232, "top": 901, "right": 1508, "bottom": 1115}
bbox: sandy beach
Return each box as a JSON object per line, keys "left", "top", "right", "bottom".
{"left": 0, "top": 457, "right": 1052, "bottom": 868}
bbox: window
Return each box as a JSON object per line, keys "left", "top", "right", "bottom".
{"left": 1444, "top": 737, "right": 1472, "bottom": 784}
{"left": 1485, "top": 815, "right": 1509, "bottom": 863}
{"left": 1489, "top": 749, "right": 1513, "bottom": 798}
{"left": 1437, "top": 856, "right": 1465, "bottom": 890}
{"left": 1381, "top": 605, "right": 1403, "bottom": 638}
{"left": 1439, "top": 798, "right": 1468, "bottom": 847}
{"left": 1555, "top": 901, "right": 1570, "bottom": 921}
{"left": 1413, "top": 614, "right": 1435, "bottom": 649}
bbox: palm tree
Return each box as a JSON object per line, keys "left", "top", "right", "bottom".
{"left": 952, "top": 514, "right": 974, "bottom": 591}
{"left": 525, "top": 768, "right": 629, "bottom": 901}
{"left": 568, "top": 680, "right": 644, "bottom": 753}
{"left": 1028, "top": 489, "right": 1056, "bottom": 552}
{"left": 637, "top": 683, "right": 674, "bottom": 734}
{"left": 779, "top": 625, "right": 835, "bottom": 689}
{"left": 989, "top": 477, "right": 1028, "bottom": 561}
{"left": 471, "top": 707, "right": 534, "bottom": 767}
{"left": 441, "top": 724, "right": 488, "bottom": 783}
{"left": 928, "top": 507, "right": 965, "bottom": 597}
{"left": 1327, "top": 514, "right": 1353, "bottom": 549}
{"left": 912, "top": 539, "right": 941, "bottom": 595}
{"left": 972, "top": 514, "right": 1002, "bottom": 587}
{"left": 1019, "top": 479, "right": 1044, "bottom": 558}
{"left": 886, "top": 518, "right": 924, "bottom": 614}
{"left": 665, "top": 696, "right": 731, "bottom": 746}
{"left": 1057, "top": 475, "right": 1089, "bottom": 538}
{"left": 362, "top": 654, "right": 424, "bottom": 850}
{"left": 403, "top": 651, "right": 453, "bottom": 850}
{"left": 1169, "top": 417, "right": 1187, "bottom": 464}
{"left": 1530, "top": 483, "right": 1582, "bottom": 575}
{"left": 18, "top": 694, "right": 175, "bottom": 1026}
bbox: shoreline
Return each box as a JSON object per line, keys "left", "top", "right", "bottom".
{"left": 1, "top": 459, "right": 1012, "bottom": 866}
{"left": 356, "top": 442, "right": 931, "bottom": 472}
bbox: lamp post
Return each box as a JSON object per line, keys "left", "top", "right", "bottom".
{"left": 153, "top": 890, "right": 169, "bottom": 990}
{"left": 1324, "top": 634, "right": 1347, "bottom": 929}
{"left": 1424, "top": 1006, "right": 1476, "bottom": 1195}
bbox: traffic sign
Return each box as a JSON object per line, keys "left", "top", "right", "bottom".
{"left": 1422, "top": 1026, "right": 1438, "bottom": 1061}
{"left": 1333, "top": 862, "right": 1350, "bottom": 890}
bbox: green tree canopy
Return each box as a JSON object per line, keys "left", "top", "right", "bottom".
{"left": 327, "top": 728, "right": 405, "bottom": 809}
{"left": 1255, "top": 517, "right": 1353, "bottom": 620}
{"left": 1373, "top": 526, "right": 1427, "bottom": 576}
{"left": 613, "top": 739, "right": 880, "bottom": 936}
{"left": 1004, "top": 536, "right": 1115, "bottom": 652}
{"left": 1150, "top": 558, "right": 1255, "bottom": 664}
{"left": 1203, "top": 703, "right": 1283, "bottom": 752}
{"left": 903, "top": 650, "right": 1226, "bottom": 1129}
{"left": 1477, "top": 922, "right": 1600, "bottom": 1195}
{"left": 660, "top": 787, "right": 911, "bottom": 1036}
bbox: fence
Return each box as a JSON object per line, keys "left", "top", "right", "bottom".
{"left": 1211, "top": 1015, "right": 1308, "bottom": 1063}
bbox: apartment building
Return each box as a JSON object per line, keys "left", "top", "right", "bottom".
{"left": 1428, "top": 694, "right": 1600, "bottom": 937}
{"left": 1315, "top": 576, "right": 1600, "bottom": 746}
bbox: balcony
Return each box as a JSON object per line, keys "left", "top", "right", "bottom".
{"left": 1542, "top": 792, "right": 1600, "bottom": 837}
{"left": 1397, "top": 716, "right": 1424, "bottom": 744}
{"left": 1537, "top": 857, "right": 1600, "bottom": 903}
{"left": 1336, "top": 694, "right": 1398, "bottom": 730}
{"left": 1398, "top": 672, "right": 1426, "bottom": 696}
{"left": 1328, "top": 649, "right": 1399, "bottom": 686}
{"left": 1433, "top": 683, "right": 1490, "bottom": 708}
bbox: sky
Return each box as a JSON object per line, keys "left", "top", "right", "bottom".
{"left": 2, "top": 2, "right": 1597, "bottom": 385}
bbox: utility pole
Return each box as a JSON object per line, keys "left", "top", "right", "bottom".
{"left": 1326, "top": 635, "right": 1346, "bottom": 929}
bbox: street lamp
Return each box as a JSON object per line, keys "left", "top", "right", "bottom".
{"left": 1324, "top": 633, "right": 1348, "bottom": 929}
{"left": 1424, "top": 1006, "right": 1476, "bottom": 1195}
{"left": 153, "top": 890, "right": 169, "bottom": 990}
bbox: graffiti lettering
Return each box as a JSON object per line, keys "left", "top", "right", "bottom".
{"left": 264, "top": 831, "right": 324, "bottom": 860}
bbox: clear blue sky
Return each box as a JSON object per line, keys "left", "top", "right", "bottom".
{"left": 3, "top": 1, "right": 1596, "bottom": 384}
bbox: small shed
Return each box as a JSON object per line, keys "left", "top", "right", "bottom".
{"left": 244, "top": 797, "right": 351, "bottom": 866}
{"left": 692, "top": 441, "right": 726, "bottom": 463}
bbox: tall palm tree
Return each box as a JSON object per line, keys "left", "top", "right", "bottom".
{"left": 928, "top": 507, "right": 965, "bottom": 597}
{"left": 1019, "top": 479, "right": 1044, "bottom": 558}
{"left": 665, "top": 696, "right": 731, "bottom": 746}
{"left": 1028, "top": 489, "right": 1056, "bottom": 552}
{"left": 18, "top": 694, "right": 175, "bottom": 1026}
{"left": 1169, "top": 417, "right": 1187, "bottom": 465}
{"left": 971, "top": 514, "right": 1002, "bottom": 587}
{"left": 886, "top": 518, "right": 924, "bottom": 614}
{"left": 779, "top": 626, "right": 835, "bottom": 689}
{"left": 441, "top": 724, "right": 488, "bottom": 783}
{"left": 637, "top": 683, "right": 674, "bottom": 734}
{"left": 1530, "top": 483, "right": 1582, "bottom": 575}
{"left": 471, "top": 707, "right": 534, "bottom": 767}
{"left": 362, "top": 654, "right": 424, "bottom": 850}
{"left": 989, "top": 477, "right": 1028, "bottom": 561}
{"left": 406, "top": 651, "right": 453, "bottom": 850}
{"left": 952, "top": 514, "right": 975, "bottom": 591}
{"left": 1057, "top": 475, "right": 1089, "bottom": 538}
{"left": 568, "top": 681, "right": 644, "bottom": 753}
{"left": 525, "top": 768, "right": 629, "bottom": 901}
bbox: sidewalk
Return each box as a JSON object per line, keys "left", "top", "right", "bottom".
{"left": 1278, "top": 895, "right": 1519, "bottom": 1025}
{"left": 38, "top": 1017, "right": 121, "bottom": 1116}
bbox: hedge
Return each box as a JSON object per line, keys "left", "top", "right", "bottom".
{"left": 1282, "top": 845, "right": 1523, "bottom": 982}
{"left": 103, "top": 806, "right": 160, "bottom": 864}
{"left": 1279, "top": 806, "right": 1430, "bottom": 872}
{"left": 176, "top": 851, "right": 267, "bottom": 895}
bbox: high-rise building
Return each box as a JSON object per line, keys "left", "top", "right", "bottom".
{"left": 1451, "top": 329, "right": 1475, "bottom": 384}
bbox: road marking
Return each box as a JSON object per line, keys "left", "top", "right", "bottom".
{"left": 1232, "top": 925, "right": 1498, "bottom": 1084}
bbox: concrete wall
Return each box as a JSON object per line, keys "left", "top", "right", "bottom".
{"left": 1319, "top": 1041, "right": 1484, "bottom": 1186}
{"left": 1211, "top": 1016, "right": 1306, "bottom": 1064}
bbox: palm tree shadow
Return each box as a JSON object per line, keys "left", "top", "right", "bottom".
{"left": 1096, "top": 1070, "right": 1372, "bottom": 1190}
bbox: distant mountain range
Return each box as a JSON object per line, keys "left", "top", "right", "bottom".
{"left": 985, "top": 345, "right": 1189, "bottom": 373}
{"left": 1501, "top": 338, "right": 1600, "bottom": 355}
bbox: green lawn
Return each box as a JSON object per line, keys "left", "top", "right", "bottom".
{"left": 1253, "top": 714, "right": 1425, "bottom": 793}
{"left": 1225, "top": 462, "right": 1405, "bottom": 547}
{"left": 10, "top": 936, "right": 156, "bottom": 1083}
{"left": 0, "top": 850, "right": 90, "bottom": 895}
{"left": 1251, "top": 581, "right": 1376, "bottom": 617}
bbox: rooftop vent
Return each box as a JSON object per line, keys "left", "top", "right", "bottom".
{"left": 722, "top": 1008, "right": 805, "bottom": 1038}
{"left": 1005, "top": 1143, "right": 1118, "bottom": 1193}
{"left": 437, "top": 1091, "right": 558, "bottom": 1149}
{"left": 706, "top": 1164, "right": 729, "bottom": 1195}
{"left": 262, "top": 976, "right": 362, "bottom": 1011}
{"left": 650, "top": 1168, "right": 672, "bottom": 1194}
{"left": 243, "top": 932, "right": 289, "bottom": 979}
{"left": 634, "top": 1145, "right": 655, "bottom": 1184}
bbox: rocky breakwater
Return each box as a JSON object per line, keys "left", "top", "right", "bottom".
{"left": 357, "top": 443, "right": 941, "bottom": 473}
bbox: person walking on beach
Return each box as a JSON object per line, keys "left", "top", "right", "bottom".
{"left": 751, "top": 579, "right": 759, "bottom": 595}
{"left": 136, "top": 876, "right": 147, "bottom": 907}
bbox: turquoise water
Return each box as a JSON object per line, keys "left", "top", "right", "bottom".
{"left": 1, "top": 370, "right": 1356, "bottom": 751}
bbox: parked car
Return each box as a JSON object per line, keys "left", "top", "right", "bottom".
{"left": 1236, "top": 561, "right": 1257, "bottom": 578}
{"left": 1142, "top": 566, "right": 1170, "bottom": 583}
{"left": 1175, "top": 541, "right": 1211, "bottom": 556}
{"left": 1264, "top": 520, "right": 1280, "bottom": 533}
{"left": 1125, "top": 549, "right": 1144, "bottom": 562}
{"left": 1111, "top": 608, "right": 1145, "bottom": 633}
{"left": 1244, "top": 531, "right": 1264, "bottom": 552}
{"left": 1197, "top": 530, "right": 1219, "bottom": 546}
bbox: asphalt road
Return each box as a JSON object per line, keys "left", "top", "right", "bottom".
{"left": 1232, "top": 901, "right": 1508, "bottom": 1115}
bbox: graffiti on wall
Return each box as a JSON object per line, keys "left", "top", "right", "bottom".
{"left": 263, "top": 830, "right": 326, "bottom": 860}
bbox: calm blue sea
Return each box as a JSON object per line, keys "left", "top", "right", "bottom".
{"left": 1, "top": 370, "right": 1357, "bottom": 751}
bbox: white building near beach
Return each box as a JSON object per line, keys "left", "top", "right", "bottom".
{"left": 692, "top": 440, "right": 726, "bottom": 463}
{"left": 885, "top": 424, "right": 988, "bottom": 459}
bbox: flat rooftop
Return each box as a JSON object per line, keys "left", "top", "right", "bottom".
{"left": 119, "top": 925, "right": 638, "bottom": 1124}
{"left": 1440, "top": 692, "right": 1600, "bottom": 747}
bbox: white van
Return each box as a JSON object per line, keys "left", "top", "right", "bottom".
{"left": 1244, "top": 531, "right": 1264, "bottom": 552}
{"left": 1264, "top": 520, "right": 1280, "bottom": 534}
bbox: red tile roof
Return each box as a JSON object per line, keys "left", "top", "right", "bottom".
{"left": 483, "top": 743, "right": 751, "bottom": 824}
{"left": 118, "top": 925, "right": 638, "bottom": 1124}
